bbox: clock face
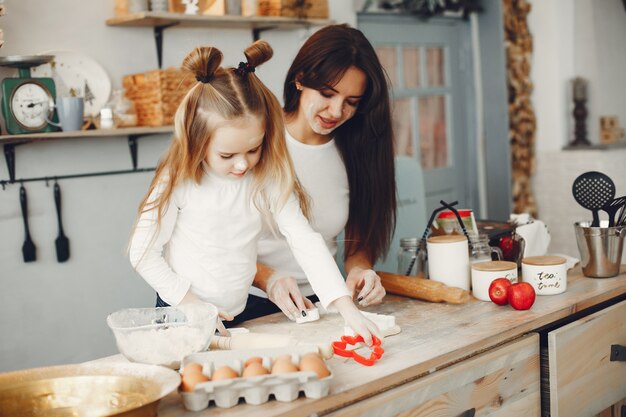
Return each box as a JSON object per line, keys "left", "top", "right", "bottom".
{"left": 10, "top": 82, "right": 53, "bottom": 130}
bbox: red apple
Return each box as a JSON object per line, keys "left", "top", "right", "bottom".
{"left": 507, "top": 282, "right": 536, "bottom": 310}
{"left": 488, "top": 278, "right": 513, "bottom": 305}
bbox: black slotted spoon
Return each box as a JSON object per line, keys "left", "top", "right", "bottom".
{"left": 572, "top": 171, "right": 616, "bottom": 227}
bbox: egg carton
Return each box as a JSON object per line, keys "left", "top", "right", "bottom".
{"left": 180, "top": 345, "right": 332, "bottom": 411}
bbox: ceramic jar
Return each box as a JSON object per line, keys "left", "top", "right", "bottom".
{"left": 522, "top": 256, "right": 567, "bottom": 295}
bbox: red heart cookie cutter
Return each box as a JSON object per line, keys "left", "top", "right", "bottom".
{"left": 331, "top": 335, "right": 384, "bottom": 366}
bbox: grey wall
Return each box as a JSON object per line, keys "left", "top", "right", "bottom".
{"left": 0, "top": 0, "right": 353, "bottom": 372}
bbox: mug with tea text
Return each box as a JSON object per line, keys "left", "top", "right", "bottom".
{"left": 522, "top": 256, "right": 567, "bottom": 295}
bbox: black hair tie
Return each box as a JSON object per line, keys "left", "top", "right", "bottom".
{"left": 196, "top": 74, "right": 212, "bottom": 83}
{"left": 235, "top": 61, "right": 255, "bottom": 77}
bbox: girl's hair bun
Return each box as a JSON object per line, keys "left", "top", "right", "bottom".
{"left": 244, "top": 40, "right": 273, "bottom": 69}
{"left": 181, "top": 46, "right": 223, "bottom": 83}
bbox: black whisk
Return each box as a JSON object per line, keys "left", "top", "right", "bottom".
{"left": 404, "top": 200, "right": 471, "bottom": 276}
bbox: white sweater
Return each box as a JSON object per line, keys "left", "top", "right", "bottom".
{"left": 256, "top": 131, "right": 350, "bottom": 296}
{"left": 129, "top": 167, "right": 349, "bottom": 316}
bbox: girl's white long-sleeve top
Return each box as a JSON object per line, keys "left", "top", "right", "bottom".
{"left": 255, "top": 131, "right": 350, "bottom": 297}
{"left": 129, "top": 169, "right": 349, "bottom": 316}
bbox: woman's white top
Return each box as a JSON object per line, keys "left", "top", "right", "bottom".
{"left": 255, "top": 131, "right": 350, "bottom": 296}
{"left": 129, "top": 166, "right": 349, "bottom": 316}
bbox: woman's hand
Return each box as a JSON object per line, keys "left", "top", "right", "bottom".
{"left": 330, "top": 296, "right": 381, "bottom": 346}
{"left": 346, "top": 267, "right": 386, "bottom": 307}
{"left": 267, "top": 274, "right": 315, "bottom": 320}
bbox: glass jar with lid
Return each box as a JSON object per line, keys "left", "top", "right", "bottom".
{"left": 468, "top": 233, "right": 502, "bottom": 264}
{"left": 397, "top": 238, "right": 428, "bottom": 277}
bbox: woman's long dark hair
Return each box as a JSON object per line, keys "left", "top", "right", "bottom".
{"left": 283, "top": 24, "right": 397, "bottom": 265}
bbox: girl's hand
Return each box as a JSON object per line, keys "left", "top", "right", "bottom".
{"left": 216, "top": 311, "right": 233, "bottom": 337}
{"left": 267, "top": 274, "right": 315, "bottom": 320}
{"left": 180, "top": 290, "right": 233, "bottom": 336}
{"left": 330, "top": 296, "right": 381, "bottom": 346}
{"left": 346, "top": 268, "right": 386, "bottom": 307}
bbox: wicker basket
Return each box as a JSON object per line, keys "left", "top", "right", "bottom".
{"left": 257, "top": 0, "right": 328, "bottom": 19}
{"left": 123, "top": 67, "right": 195, "bottom": 127}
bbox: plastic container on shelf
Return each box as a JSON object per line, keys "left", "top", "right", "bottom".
{"left": 432, "top": 209, "right": 476, "bottom": 236}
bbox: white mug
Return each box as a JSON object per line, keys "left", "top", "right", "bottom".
{"left": 522, "top": 256, "right": 567, "bottom": 295}
{"left": 471, "top": 261, "right": 518, "bottom": 301}
{"left": 47, "top": 97, "right": 84, "bottom": 132}
{"left": 427, "top": 235, "right": 469, "bottom": 290}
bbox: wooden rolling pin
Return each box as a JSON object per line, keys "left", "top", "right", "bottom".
{"left": 377, "top": 271, "right": 471, "bottom": 304}
{"left": 209, "top": 332, "right": 335, "bottom": 359}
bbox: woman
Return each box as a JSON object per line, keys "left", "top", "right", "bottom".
{"left": 242, "top": 24, "right": 397, "bottom": 321}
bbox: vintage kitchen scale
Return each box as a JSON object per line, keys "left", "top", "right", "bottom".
{"left": 0, "top": 55, "right": 59, "bottom": 134}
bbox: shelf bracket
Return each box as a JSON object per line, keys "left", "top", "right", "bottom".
{"left": 154, "top": 23, "right": 179, "bottom": 69}
{"left": 252, "top": 26, "right": 277, "bottom": 41}
{"left": 3, "top": 144, "right": 15, "bottom": 184}
{"left": 128, "top": 135, "right": 139, "bottom": 170}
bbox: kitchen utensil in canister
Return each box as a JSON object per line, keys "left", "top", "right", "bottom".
{"left": 471, "top": 261, "right": 518, "bottom": 301}
{"left": 427, "top": 234, "right": 470, "bottom": 290}
{"left": 19, "top": 184, "right": 36, "bottom": 262}
{"left": 602, "top": 195, "right": 626, "bottom": 227}
{"left": 572, "top": 171, "right": 616, "bottom": 227}
{"left": 53, "top": 182, "right": 70, "bottom": 262}
{"left": 574, "top": 221, "right": 626, "bottom": 278}
{"left": 618, "top": 203, "right": 626, "bottom": 227}
{"left": 521, "top": 256, "right": 567, "bottom": 295}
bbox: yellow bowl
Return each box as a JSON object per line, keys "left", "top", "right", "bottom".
{"left": 0, "top": 362, "right": 180, "bottom": 417}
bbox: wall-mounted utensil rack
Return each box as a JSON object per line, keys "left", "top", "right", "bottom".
{"left": 0, "top": 126, "right": 172, "bottom": 188}
{"left": 105, "top": 12, "right": 332, "bottom": 68}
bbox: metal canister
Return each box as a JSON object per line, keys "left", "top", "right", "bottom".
{"left": 574, "top": 221, "right": 626, "bottom": 278}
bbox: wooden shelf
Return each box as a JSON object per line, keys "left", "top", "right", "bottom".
{"left": 0, "top": 126, "right": 173, "bottom": 145}
{"left": 562, "top": 141, "right": 626, "bottom": 151}
{"left": 105, "top": 12, "right": 332, "bottom": 30}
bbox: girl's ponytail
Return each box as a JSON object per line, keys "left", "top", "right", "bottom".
{"left": 181, "top": 46, "right": 223, "bottom": 84}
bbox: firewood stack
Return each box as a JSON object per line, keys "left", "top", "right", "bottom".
{"left": 503, "top": 0, "right": 537, "bottom": 217}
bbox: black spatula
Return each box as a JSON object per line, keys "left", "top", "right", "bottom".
{"left": 19, "top": 185, "right": 36, "bottom": 262}
{"left": 53, "top": 182, "right": 70, "bottom": 262}
{"left": 572, "top": 171, "right": 615, "bottom": 227}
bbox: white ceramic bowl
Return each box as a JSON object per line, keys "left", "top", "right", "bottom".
{"left": 107, "top": 304, "right": 218, "bottom": 369}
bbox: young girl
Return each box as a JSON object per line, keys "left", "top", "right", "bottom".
{"left": 128, "top": 41, "right": 380, "bottom": 344}
{"left": 246, "top": 24, "right": 397, "bottom": 321}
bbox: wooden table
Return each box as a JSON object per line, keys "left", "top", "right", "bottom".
{"left": 156, "top": 266, "right": 626, "bottom": 416}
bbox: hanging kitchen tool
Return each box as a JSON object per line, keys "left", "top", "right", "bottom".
{"left": 602, "top": 196, "right": 626, "bottom": 227}
{"left": 571, "top": 171, "right": 615, "bottom": 227}
{"left": 53, "top": 182, "right": 70, "bottom": 262}
{"left": 19, "top": 184, "right": 36, "bottom": 262}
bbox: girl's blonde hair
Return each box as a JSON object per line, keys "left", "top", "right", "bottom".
{"left": 135, "top": 40, "right": 308, "bottom": 230}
